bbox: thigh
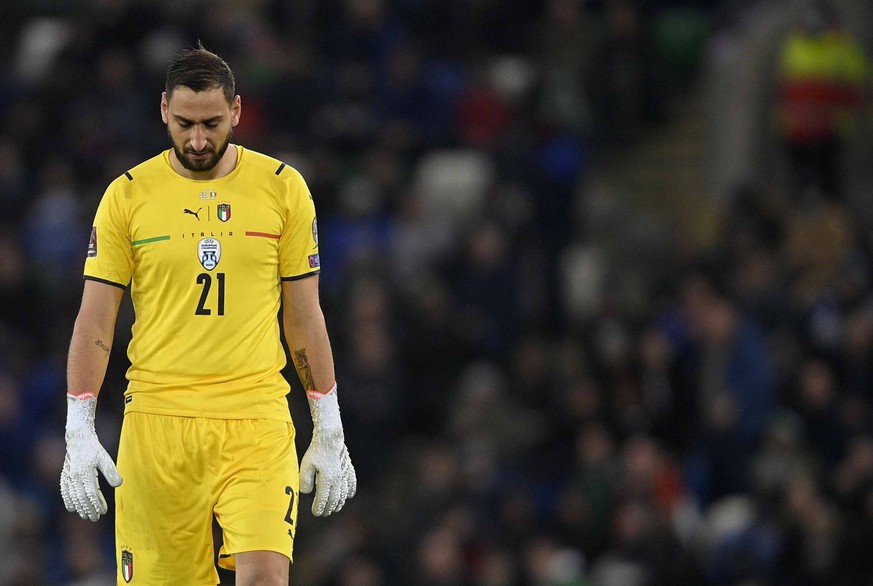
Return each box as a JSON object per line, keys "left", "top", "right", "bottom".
{"left": 215, "top": 419, "right": 298, "bottom": 571}
{"left": 116, "top": 413, "right": 218, "bottom": 585}
{"left": 235, "top": 550, "right": 290, "bottom": 586}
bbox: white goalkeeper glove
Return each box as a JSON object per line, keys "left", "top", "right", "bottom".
{"left": 299, "top": 383, "right": 357, "bottom": 516}
{"left": 60, "top": 393, "right": 123, "bottom": 521}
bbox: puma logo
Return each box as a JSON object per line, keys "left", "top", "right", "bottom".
{"left": 184, "top": 207, "right": 202, "bottom": 221}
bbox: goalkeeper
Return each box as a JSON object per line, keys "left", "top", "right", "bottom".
{"left": 60, "top": 44, "right": 356, "bottom": 585}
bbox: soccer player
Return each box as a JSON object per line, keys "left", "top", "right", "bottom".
{"left": 59, "top": 44, "right": 356, "bottom": 585}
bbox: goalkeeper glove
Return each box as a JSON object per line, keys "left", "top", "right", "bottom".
{"left": 299, "top": 383, "right": 357, "bottom": 516}
{"left": 60, "top": 393, "right": 123, "bottom": 521}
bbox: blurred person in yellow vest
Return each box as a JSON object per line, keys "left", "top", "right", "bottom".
{"left": 776, "top": 0, "right": 868, "bottom": 203}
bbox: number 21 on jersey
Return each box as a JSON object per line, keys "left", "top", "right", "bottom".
{"left": 195, "top": 272, "right": 225, "bottom": 315}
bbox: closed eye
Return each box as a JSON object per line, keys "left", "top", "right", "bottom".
{"left": 174, "top": 117, "right": 222, "bottom": 129}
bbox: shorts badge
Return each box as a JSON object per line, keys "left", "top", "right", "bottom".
{"left": 121, "top": 549, "right": 134, "bottom": 582}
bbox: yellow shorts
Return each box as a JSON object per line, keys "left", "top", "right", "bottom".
{"left": 115, "top": 413, "right": 299, "bottom": 585}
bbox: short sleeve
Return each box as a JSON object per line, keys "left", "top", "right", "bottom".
{"left": 83, "top": 179, "right": 133, "bottom": 287}
{"left": 278, "top": 168, "right": 320, "bottom": 280}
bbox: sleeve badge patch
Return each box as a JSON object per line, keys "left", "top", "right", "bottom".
{"left": 87, "top": 227, "right": 97, "bottom": 258}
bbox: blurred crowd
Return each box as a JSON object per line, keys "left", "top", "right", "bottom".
{"left": 2, "top": 0, "right": 873, "bottom": 584}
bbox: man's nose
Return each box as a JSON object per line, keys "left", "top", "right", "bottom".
{"left": 189, "top": 127, "right": 208, "bottom": 152}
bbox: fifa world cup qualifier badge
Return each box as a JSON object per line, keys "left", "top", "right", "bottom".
{"left": 87, "top": 227, "right": 97, "bottom": 258}
{"left": 309, "top": 217, "right": 320, "bottom": 267}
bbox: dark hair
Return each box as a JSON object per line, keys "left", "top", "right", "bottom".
{"left": 165, "top": 42, "right": 235, "bottom": 103}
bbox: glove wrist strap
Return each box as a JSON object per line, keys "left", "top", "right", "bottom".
{"left": 306, "top": 382, "right": 343, "bottom": 431}
{"left": 65, "top": 393, "right": 98, "bottom": 438}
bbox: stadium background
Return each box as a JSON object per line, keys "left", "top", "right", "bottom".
{"left": 2, "top": 0, "right": 873, "bottom": 584}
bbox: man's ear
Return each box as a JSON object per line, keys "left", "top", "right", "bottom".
{"left": 160, "top": 92, "right": 169, "bottom": 124}
{"left": 231, "top": 95, "right": 241, "bottom": 127}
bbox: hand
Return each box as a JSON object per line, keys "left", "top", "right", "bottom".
{"left": 299, "top": 385, "right": 357, "bottom": 516}
{"left": 60, "top": 393, "right": 123, "bottom": 522}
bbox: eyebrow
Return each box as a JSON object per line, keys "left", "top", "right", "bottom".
{"left": 173, "top": 114, "right": 223, "bottom": 125}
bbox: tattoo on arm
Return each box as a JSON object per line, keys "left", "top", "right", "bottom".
{"left": 95, "top": 339, "right": 111, "bottom": 357}
{"left": 293, "top": 348, "right": 316, "bottom": 390}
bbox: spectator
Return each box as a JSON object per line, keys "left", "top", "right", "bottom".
{"left": 774, "top": 0, "right": 868, "bottom": 203}
{"left": 660, "top": 270, "right": 776, "bottom": 503}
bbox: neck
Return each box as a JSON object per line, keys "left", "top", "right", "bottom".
{"left": 170, "top": 144, "right": 239, "bottom": 180}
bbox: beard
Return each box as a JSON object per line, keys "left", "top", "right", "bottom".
{"left": 170, "top": 128, "right": 232, "bottom": 172}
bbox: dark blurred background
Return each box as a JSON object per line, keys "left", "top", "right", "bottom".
{"left": 2, "top": 0, "right": 873, "bottom": 584}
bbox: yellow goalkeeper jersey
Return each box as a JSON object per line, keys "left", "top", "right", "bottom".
{"left": 84, "top": 146, "right": 319, "bottom": 421}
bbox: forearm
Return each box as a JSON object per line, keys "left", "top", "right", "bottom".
{"left": 67, "top": 315, "right": 114, "bottom": 398}
{"left": 284, "top": 308, "right": 336, "bottom": 394}
{"left": 61, "top": 283, "right": 124, "bottom": 521}
{"left": 282, "top": 278, "right": 355, "bottom": 515}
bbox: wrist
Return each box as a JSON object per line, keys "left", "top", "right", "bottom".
{"left": 306, "top": 382, "right": 343, "bottom": 431}
{"left": 305, "top": 381, "right": 337, "bottom": 399}
{"left": 65, "top": 392, "right": 98, "bottom": 437}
